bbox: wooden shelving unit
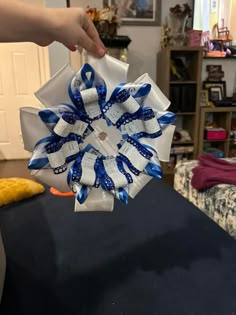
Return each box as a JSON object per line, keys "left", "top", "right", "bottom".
{"left": 198, "top": 106, "right": 236, "bottom": 158}
{"left": 156, "top": 46, "right": 203, "bottom": 175}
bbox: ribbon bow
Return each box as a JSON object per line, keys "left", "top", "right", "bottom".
{"left": 20, "top": 54, "right": 175, "bottom": 212}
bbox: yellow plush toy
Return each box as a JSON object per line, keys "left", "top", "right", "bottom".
{"left": 0, "top": 178, "right": 45, "bottom": 207}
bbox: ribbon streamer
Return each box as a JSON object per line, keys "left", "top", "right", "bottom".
{"left": 20, "top": 54, "right": 175, "bottom": 212}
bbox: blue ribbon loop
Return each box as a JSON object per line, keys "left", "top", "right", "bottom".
{"left": 158, "top": 112, "right": 176, "bottom": 125}
{"left": 145, "top": 163, "right": 163, "bottom": 179}
{"left": 68, "top": 63, "right": 107, "bottom": 120}
{"left": 117, "top": 187, "right": 129, "bottom": 205}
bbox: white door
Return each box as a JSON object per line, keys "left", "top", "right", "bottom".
{"left": 0, "top": 0, "right": 50, "bottom": 160}
{"left": 0, "top": 43, "right": 50, "bottom": 160}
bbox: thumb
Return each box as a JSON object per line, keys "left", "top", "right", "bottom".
{"left": 78, "top": 29, "right": 105, "bottom": 57}
{"left": 65, "top": 44, "right": 77, "bottom": 51}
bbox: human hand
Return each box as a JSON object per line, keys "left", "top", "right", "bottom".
{"left": 39, "top": 7, "right": 106, "bottom": 58}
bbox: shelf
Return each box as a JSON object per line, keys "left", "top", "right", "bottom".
{"left": 172, "top": 141, "right": 194, "bottom": 145}
{"left": 170, "top": 81, "right": 197, "bottom": 84}
{"left": 169, "top": 46, "right": 203, "bottom": 52}
{"left": 199, "top": 106, "right": 236, "bottom": 158}
{"left": 202, "top": 106, "right": 236, "bottom": 112}
{"left": 170, "top": 152, "right": 193, "bottom": 156}
{"left": 175, "top": 112, "right": 196, "bottom": 116}
{"left": 204, "top": 56, "right": 236, "bottom": 60}
{"left": 164, "top": 169, "right": 175, "bottom": 175}
{"left": 157, "top": 47, "right": 202, "bottom": 175}
{"left": 203, "top": 139, "right": 228, "bottom": 143}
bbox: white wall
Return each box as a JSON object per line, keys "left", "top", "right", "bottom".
{"left": 118, "top": 25, "right": 161, "bottom": 82}
{"left": 45, "top": 0, "right": 70, "bottom": 76}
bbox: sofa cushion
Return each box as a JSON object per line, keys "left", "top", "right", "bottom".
{"left": 0, "top": 178, "right": 45, "bottom": 207}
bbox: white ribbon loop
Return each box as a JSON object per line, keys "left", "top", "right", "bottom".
{"left": 81, "top": 88, "right": 102, "bottom": 119}
{"left": 80, "top": 152, "right": 98, "bottom": 186}
{"left": 81, "top": 88, "right": 98, "bottom": 103}
{"left": 47, "top": 151, "right": 65, "bottom": 170}
{"left": 144, "top": 116, "right": 160, "bottom": 135}
{"left": 46, "top": 138, "right": 80, "bottom": 174}
{"left": 103, "top": 89, "right": 140, "bottom": 126}
{"left": 122, "top": 95, "right": 140, "bottom": 113}
{"left": 103, "top": 158, "right": 130, "bottom": 189}
{"left": 119, "top": 138, "right": 152, "bottom": 174}
{"left": 53, "top": 116, "right": 88, "bottom": 138}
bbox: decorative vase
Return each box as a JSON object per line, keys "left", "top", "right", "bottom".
{"left": 168, "top": 13, "right": 189, "bottom": 46}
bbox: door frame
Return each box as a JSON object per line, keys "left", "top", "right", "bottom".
{"left": 38, "top": 46, "right": 51, "bottom": 85}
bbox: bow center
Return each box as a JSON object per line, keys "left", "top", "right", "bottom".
{"left": 98, "top": 132, "right": 108, "bottom": 141}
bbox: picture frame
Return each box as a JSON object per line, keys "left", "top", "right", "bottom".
{"left": 208, "top": 86, "right": 223, "bottom": 102}
{"left": 206, "top": 64, "right": 224, "bottom": 81}
{"left": 202, "top": 81, "right": 226, "bottom": 99}
{"left": 210, "top": 0, "right": 217, "bottom": 13}
{"left": 103, "top": 0, "right": 161, "bottom": 26}
{"left": 200, "top": 90, "right": 210, "bottom": 107}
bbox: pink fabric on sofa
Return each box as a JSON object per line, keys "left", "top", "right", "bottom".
{"left": 191, "top": 154, "right": 236, "bottom": 190}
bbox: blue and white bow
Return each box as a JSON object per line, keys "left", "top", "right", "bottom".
{"left": 20, "top": 54, "right": 175, "bottom": 212}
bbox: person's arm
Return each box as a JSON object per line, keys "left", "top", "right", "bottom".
{"left": 0, "top": 0, "right": 105, "bottom": 57}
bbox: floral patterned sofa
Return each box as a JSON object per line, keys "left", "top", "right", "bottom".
{"left": 174, "top": 160, "right": 236, "bottom": 239}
